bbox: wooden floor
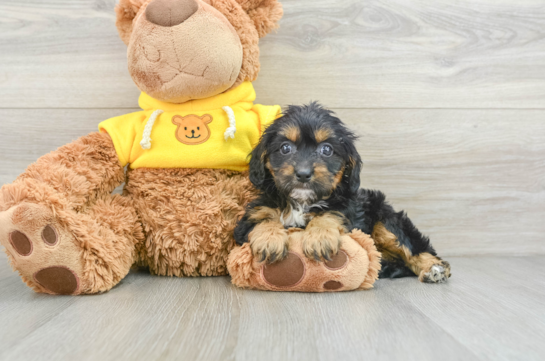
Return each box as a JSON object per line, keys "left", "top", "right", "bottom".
{"left": 0, "top": 253, "right": 543, "bottom": 361}
{"left": 1, "top": 0, "right": 545, "bottom": 360}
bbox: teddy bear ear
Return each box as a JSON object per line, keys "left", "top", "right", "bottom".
{"left": 172, "top": 115, "right": 183, "bottom": 125}
{"left": 201, "top": 115, "right": 213, "bottom": 124}
{"left": 115, "top": 0, "right": 148, "bottom": 45}
{"left": 236, "top": 0, "right": 283, "bottom": 38}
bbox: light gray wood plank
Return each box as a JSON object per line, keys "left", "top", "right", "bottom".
{"left": 0, "top": 0, "right": 139, "bottom": 109}
{"left": 383, "top": 256, "right": 545, "bottom": 361}
{"left": 0, "top": 274, "right": 242, "bottom": 361}
{"left": 256, "top": 0, "right": 545, "bottom": 109}
{"left": 0, "top": 257, "right": 544, "bottom": 361}
{"left": 0, "top": 252, "right": 15, "bottom": 281}
{"left": 1, "top": 108, "right": 543, "bottom": 256}
{"left": 1, "top": 0, "right": 545, "bottom": 108}
{"left": 233, "top": 284, "right": 477, "bottom": 361}
{"left": 0, "top": 261, "right": 474, "bottom": 361}
{"left": 0, "top": 260, "right": 80, "bottom": 355}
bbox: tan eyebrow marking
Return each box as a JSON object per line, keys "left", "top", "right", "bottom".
{"left": 280, "top": 125, "right": 300, "bottom": 143}
{"left": 314, "top": 128, "right": 333, "bottom": 143}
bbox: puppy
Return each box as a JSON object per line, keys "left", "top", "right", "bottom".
{"left": 234, "top": 103, "right": 451, "bottom": 283}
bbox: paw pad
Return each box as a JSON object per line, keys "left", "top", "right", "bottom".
{"left": 34, "top": 266, "right": 79, "bottom": 295}
{"left": 324, "top": 250, "right": 348, "bottom": 270}
{"left": 262, "top": 252, "right": 305, "bottom": 287}
{"left": 41, "top": 225, "right": 58, "bottom": 246}
{"left": 323, "top": 280, "right": 343, "bottom": 290}
{"left": 9, "top": 231, "right": 33, "bottom": 256}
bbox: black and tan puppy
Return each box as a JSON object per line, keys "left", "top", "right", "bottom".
{"left": 234, "top": 103, "right": 451, "bottom": 283}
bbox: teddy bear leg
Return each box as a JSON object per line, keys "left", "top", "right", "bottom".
{"left": 0, "top": 132, "right": 142, "bottom": 294}
{"left": 0, "top": 195, "right": 142, "bottom": 295}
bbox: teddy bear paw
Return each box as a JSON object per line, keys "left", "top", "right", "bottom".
{"left": 260, "top": 250, "right": 350, "bottom": 291}
{"left": 0, "top": 203, "right": 83, "bottom": 295}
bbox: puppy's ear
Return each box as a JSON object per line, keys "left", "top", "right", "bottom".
{"left": 115, "top": 0, "right": 147, "bottom": 45}
{"left": 236, "top": 0, "right": 283, "bottom": 38}
{"left": 341, "top": 139, "right": 363, "bottom": 194}
{"left": 346, "top": 155, "right": 362, "bottom": 194}
{"left": 249, "top": 141, "right": 269, "bottom": 190}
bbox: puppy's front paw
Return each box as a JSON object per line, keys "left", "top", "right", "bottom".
{"left": 420, "top": 260, "right": 451, "bottom": 283}
{"left": 302, "top": 228, "right": 342, "bottom": 262}
{"left": 249, "top": 225, "right": 289, "bottom": 263}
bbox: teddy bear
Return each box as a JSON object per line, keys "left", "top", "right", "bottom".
{"left": 0, "top": 0, "right": 284, "bottom": 295}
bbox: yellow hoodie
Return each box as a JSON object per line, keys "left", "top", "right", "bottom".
{"left": 99, "top": 82, "right": 280, "bottom": 172}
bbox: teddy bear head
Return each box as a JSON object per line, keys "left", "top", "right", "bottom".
{"left": 115, "top": 0, "right": 283, "bottom": 104}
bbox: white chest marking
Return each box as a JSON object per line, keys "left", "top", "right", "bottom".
{"left": 281, "top": 204, "right": 307, "bottom": 228}
{"left": 280, "top": 201, "right": 329, "bottom": 228}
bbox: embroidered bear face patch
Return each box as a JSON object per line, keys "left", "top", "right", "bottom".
{"left": 172, "top": 114, "right": 213, "bottom": 145}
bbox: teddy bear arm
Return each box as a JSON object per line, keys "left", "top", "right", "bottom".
{"left": 1, "top": 131, "right": 124, "bottom": 213}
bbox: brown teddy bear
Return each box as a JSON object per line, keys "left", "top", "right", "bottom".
{"left": 0, "top": 0, "right": 284, "bottom": 295}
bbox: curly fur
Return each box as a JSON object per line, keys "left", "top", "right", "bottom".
{"left": 125, "top": 168, "right": 256, "bottom": 277}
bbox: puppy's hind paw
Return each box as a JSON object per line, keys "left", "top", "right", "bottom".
{"left": 420, "top": 261, "right": 451, "bottom": 283}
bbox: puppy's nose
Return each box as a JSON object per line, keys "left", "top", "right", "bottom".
{"left": 146, "top": 0, "right": 199, "bottom": 27}
{"left": 295, "top": 168, "right": 313, "bottom": 183}
{"left": 191, "top": 129, "right": 195, "bottom": 134}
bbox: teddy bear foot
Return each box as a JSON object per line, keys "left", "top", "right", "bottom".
{"left": 261, "top": 250, "right": 350, "bottom": 291}
{"left": 0, "top": 203, "right": 84, "bottom": 295}
{"left": 227, "top": 229, "right": 382, "bottom": 292}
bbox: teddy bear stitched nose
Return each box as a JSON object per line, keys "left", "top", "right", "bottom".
{"left": 145, "top": 0, "right": 199, "bottom": 27}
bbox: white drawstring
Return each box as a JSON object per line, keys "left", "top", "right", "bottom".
{"left": 140, "top": 109, "right": 164, "bottom": 150}
{"left": 222, "top": 106, "right": 236, "bottom": 140}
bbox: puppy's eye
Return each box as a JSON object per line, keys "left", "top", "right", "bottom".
{"left": 280, "top": 143, "right": 292, "bottom": 155}
{"left": 320, "top": 144, "right": 333, "bottom": 157}
{"left": 197, "top": 127, "right": 200, "bottom": 130}
{"left": 184, "top": 127, "right": 187, "bottom": 130}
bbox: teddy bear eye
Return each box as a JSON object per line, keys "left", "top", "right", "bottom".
{"left": 197, "top": 127, "right": 200, "bottom": 130}
{"left": 184, "top": 127, "right": 187, "bottom": 130}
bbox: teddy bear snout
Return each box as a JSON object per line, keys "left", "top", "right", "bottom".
{"left": 145, "top": 0, "right": 199, "bottom": 27}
